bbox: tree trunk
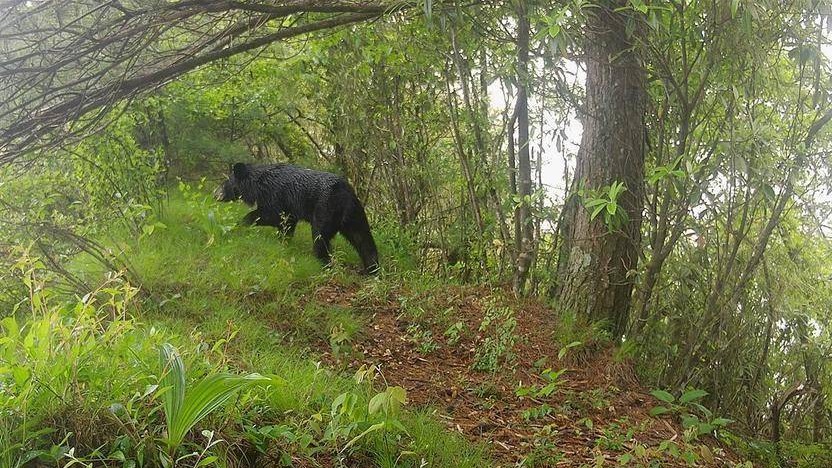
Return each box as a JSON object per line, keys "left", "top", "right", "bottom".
{"left": 813, "top": 393, "right": 823, "bottom": 443}
{"left": 508, "top": 100, "right": 519, "bottom": 268}
{"left": 556, "top": 1, "right": 645, "bottom": 337}
{"left": 512, "top": 0, "right": 533, "bottom": 295}
{"left": 445, "top": 67, "right": 485, "bottom": 238}
{"left": 772, "top": 383, "right": 806, "bottom": 463}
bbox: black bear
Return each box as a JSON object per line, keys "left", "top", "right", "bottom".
{"left": 215, "top": 162, "right": 379, "bottom": 274}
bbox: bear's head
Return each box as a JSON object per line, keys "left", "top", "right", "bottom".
{"left": 215, "top": 162, "right": 250, "bottom": 202}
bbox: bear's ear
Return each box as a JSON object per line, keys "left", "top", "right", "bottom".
{"left": 232, "top": 163, "right": 249, "bottom": 179}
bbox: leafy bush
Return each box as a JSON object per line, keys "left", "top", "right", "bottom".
{"left": 0, "top": 256, "right": 173, "bottom": 467}
{"left": 649, "top": 388, "right": 733, "bottom": 438}
{"left": 472, "top": 299, "right": 518, "bottom": 372}
{"left": 158, "top": 343, "right": 268, "bottom": 462}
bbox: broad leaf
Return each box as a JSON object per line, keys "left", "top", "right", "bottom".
{"left": 679, "top": 389, "right": 708, "bottom": 404}
{"left": 650, "top": 389, "right": 675, "bottom": 403}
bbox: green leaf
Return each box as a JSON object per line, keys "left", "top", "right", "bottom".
{"left": 688, "top": 185, "right": 702, "bottom": 204}
{"left": 711, "top": 417, "right": 734, "bottom": 427}
{"left": 1, "top": 316, "right": 19, "bottom": 340}
{"left": 732, "top": 155, "right": 748, "bottom": 174}
{"left": 650, "top": 389, "right": 675, "bottom": 403}
{"left": 609, "top": 181, "right": 627, "bottom": 198}
{"left": 158, "top": 344, "right": 268, "bottom": 452}
{"left": 548, "top": 24, "right": 561, "bottom": 38}
{"left": 649, "top": 10, "right": 659, "bottom": 30}
{"left": 681, "top": 415, "right": 699, "bottom": 429}
{"left": 649, "top": 406, "right": 672, "bottom": 416}
{"left": 197, "top": 456, "right": 219, "bottom": 467}
{"left": 692, "top": 402, "right": 712, "bottom": 417}
{"left": 12, "top": 366, "right": 30, "bottom": 387}
{"left": 369, "top": 386, "right": 407, "bottom": 416}
{"left": 19, "top": 450, "right": 47, "bottom": 465}
{"left": 761, "top": 184, "right": 775, "bottom": 201}
{"left": 697, "top": 423, "right": 714, "bottom": 435}
{"left": 368, "top": 391, "right": 388, "bottom": 415}
{"left": 679, "top": 389, "right": 708, "bottom": 404}
{"left": 331, "top": 392, "right": 350, "bottom": 415}
{"left": 630, "top": 0, "right": 648, "bottom": 14}
{"left": 390, "top": 419, "right": 408, "bottom": 433}
{"left": 160, "top": 344, "right": 187, "bottom": 439}
{"left": 585, "top": 198, "right": 608, "bottom": 207}
{"left": 344, "top": 421, "right": 386, "bottom": 450}
{"left": 389, "top": 386, "right": 408, "bottom": 406}
{"left": 557, "top": 341, "right": 582, "bottom": 360}
{"left": 591, "top": 203, "right": 607, "bottom": 220}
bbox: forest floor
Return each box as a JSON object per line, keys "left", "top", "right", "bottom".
{"left": 312, "top": 280, "right": 740, "bottom": 467}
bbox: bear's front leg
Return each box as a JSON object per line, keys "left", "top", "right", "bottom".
{"left": 276, "top": 213, "right": 298, "bottom": 238}
{"left": 241, "top": 209, "right": 284, "bottom": 228}
{"left": 239, "top": 209, "right": 264, "bottom": 226}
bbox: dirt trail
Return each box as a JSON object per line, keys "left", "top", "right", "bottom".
{"left": 316, "top": 282, "right": 737, "bottom": 467}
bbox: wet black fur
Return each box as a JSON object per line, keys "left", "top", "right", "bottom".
{"left": 216, "top": 162, "right": 379, "bottom": 274}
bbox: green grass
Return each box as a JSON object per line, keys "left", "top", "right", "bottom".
{"left": 1, "top": 183, "right": 491, "bottom": 467}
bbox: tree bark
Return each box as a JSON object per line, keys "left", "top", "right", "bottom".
{"left": 772, "top": 382, "right": 807, "bottom": 462}
{"left": 445, "top": 66, "right": 486, "bottom": 238}
{"left": 512, "top": 0, "right": 533, "bottom": 295}
{"left": 508, "top": 100, "right": 519, "bottom": 268}
{"left": 556, "top": 1, "right": 645, "bottom": 337}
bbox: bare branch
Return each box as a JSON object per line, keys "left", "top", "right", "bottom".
{"left": 0, "top": 1, "right": 409, "bottom": 162}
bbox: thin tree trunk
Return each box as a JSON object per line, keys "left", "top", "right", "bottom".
{"left": 512, "top": 0, "right": 533, "bottom": 295}
{"left": 508, "top": 100, "right": 519, "bottom": 268}
{"left": 772, "top": 383, "right": 806, "bottom": 462}
{"left": 450, "top": 26, "right": 512, "bottom": 274}
{"left": 445, "top": 66, "right": 485, "bottom": 238}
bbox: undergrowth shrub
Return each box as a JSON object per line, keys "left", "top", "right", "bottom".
{"left": 0, "top": 253, "right": 175, "bottom": 467}
{"left": 472, "top": 298, "right": 518, "bottom": 372}
{"left": 1, "top": 230, "right": 491, "bottom": 467}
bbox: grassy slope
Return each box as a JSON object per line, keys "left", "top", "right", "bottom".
{"left": 3, "top": 185, "right": 488, "bottom": 468}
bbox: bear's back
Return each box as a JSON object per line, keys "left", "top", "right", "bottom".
{"left": 250, "top": 164, "right": 345, "bottom": 219}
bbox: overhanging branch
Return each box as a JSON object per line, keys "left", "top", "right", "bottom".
{"left": 0, "top": 1, "right": 411, "bottom": 162}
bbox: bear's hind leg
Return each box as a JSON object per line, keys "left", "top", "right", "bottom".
{"left": 311, "top": 227, "right": 334, "bottom": 266}
{"left": 341, "top": 226, "right": 379, "bottom": 275}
